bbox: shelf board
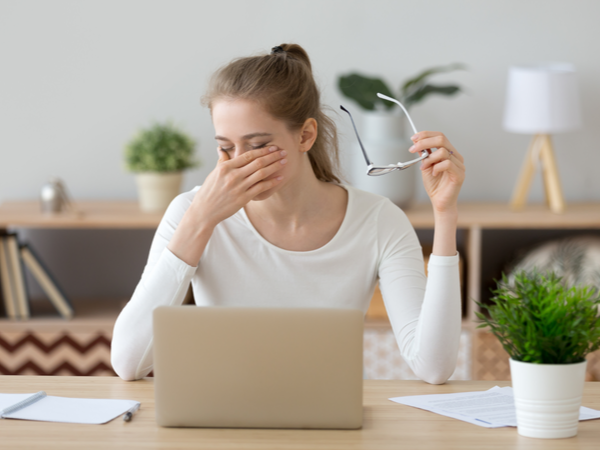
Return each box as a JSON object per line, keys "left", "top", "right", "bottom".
{"left": 405, "top": 202, "right": 600, "bottom": 229}
{"left": 0, "top": 201, "right": 163, "bottom": 229}
{"left": 0, "top": 298, "right": 125, "bottom": 333}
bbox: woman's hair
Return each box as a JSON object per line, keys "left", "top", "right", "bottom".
{"left": 202, "top": 44, "right": 341, "bottom": 184}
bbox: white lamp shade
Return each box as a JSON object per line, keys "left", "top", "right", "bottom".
{"left": 503, "top": 64, "right": 582, "bottom": 134}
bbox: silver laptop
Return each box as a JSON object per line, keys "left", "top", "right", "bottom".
{"left": 153, "top": 306, "right": 363, "bottom": 429}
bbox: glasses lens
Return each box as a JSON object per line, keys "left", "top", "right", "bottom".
{"left": 368, "top": 167, "right": 398, "bottom": 176}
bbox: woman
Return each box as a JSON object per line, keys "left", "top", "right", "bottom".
{"left": 111, "top": 44, "right": 466, "bottom": 383}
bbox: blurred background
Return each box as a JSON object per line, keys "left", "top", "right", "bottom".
{"left": 1, "top": 0, "right": 599, "bottom": 298}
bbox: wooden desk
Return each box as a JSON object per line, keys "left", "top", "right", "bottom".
{"left": 1, "top": 377, "right": 599, "bottom": 449}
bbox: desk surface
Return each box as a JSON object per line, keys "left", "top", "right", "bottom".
{"left": 0, "top": 377, "right": 599, "bottom": 449}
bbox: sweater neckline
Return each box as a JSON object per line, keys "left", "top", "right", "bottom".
{"left": 239, "top": 184, "right": 352, "bottom": 255}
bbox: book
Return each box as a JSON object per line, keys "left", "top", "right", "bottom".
{"left": 0, "top": 236, "right": 19, "bottom": 320}
{"left": 5, "top": 234, "right": 30, "bottom": 319}
{"left": 20, "top": 243, "right": 74, "bottom": 319}
{"left": 0, "top": 391, "right": 140, "bottom": 424}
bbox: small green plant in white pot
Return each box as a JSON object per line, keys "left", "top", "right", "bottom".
{"left": 125, "top": 122, "right": 199, "bottom": 212}
{"left": 477, "top": 271, "right": 600, "bottom": 439}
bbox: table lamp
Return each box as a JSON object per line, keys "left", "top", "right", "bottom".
{"left": 503, "top": 63, "right": 582, "bottom": 213}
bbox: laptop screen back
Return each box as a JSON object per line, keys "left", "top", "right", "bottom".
{"left": 153, "top": 306, "right": 363, "bottom": 429}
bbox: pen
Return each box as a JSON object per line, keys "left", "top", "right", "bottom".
{"left": 1, "top": 391, "right": 47, "bottom": 418}
{"left": 123, "top": 403, "right": 140, "bottom": 422}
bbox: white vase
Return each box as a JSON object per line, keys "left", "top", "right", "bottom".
{"left": 135, "top": 172, "right": 183, "bottom": 213}
{"left": 350, "top": 111, "right": 416, "bottom": 208}
{"left": 510, "top": 358, "right": 587, "bottom": 439}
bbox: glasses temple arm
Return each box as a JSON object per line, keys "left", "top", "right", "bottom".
{"left": 340, "top": 105, "right": 373, "bottom": 166}
{"left": 376, "top": 93, "right": 419, "bottom": 135}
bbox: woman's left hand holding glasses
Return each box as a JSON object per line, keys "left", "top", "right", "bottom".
{"left": 408, "top": 131, "right": 465, "bottom": 216}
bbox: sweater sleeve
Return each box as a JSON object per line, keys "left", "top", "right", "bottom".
{"left": 111, "top": 191, "right": 198, "bottom": 381}
{"left": 376, "top": 200, "right": 461, "bottom": 385}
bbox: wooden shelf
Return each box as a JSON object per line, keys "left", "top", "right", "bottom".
{"left": 0, "top": 200, "right": 163, "bottom": 229}
{"left": 0, "top": 298, "right": 124, "bottom": 333}
{"left": 404, "top": 202, "right": 600, "bottom": 229}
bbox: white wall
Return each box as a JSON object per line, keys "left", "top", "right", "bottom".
{"left": 1, "top": 0, "right": 599, "bottom": 299}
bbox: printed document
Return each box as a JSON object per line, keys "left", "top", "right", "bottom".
{"left": 390, "top": 386, "right": 600, "bottom": 428}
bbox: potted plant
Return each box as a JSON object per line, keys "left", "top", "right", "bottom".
{"left": 338, "top": 64, "right": 465, "bottom": 207}
{"left": 476, "top": 271, "right": 600, "bottom": 439}
{"left": 124, "top": 122, "right": 199, "bottom": 212}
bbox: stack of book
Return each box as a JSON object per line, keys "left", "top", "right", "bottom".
{"left": 0, "top": 233, "right": 74, "bottom": 320}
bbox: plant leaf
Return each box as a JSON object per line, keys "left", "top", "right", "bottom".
{"left": 403, "top": 84, "right": 462, "bottom": 109}
{"left": 338, "top": 73, "right": 395, "bottom": 111}
{"left": 400, "top": 63, "right": 466, "bottom": 95}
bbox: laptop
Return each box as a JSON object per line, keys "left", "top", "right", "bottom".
{"left": 152, "top": 306, "right": 363, "bottom": 429}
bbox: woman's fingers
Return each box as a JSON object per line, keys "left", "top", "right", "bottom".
{"left": 429, "top": 158, "right": 465, "bottom": 180}
{"left": 217, "top": 146, "right": 231, "bottom": 163}
{"left": 226, "top": 146, "right": 281, "bottom": 169}
{"left": 409, "top": 132, "right": 464, "bottom": 164}
{"left": 421, "top": 147, "right": 465, "bottom": 172}
{"left": 242, "top": 157, "right": 286, "bottom": 189}
{"left": 237, "top": 148, "right": 287, "bottom": 179}
{"left": 245, "top": 175, "right": 285, "bottom": 199}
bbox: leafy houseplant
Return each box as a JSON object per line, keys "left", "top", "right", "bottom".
{"left": 124, "top": 122, "right": 199, "bottom": 212}
{"left": 477, "top": 271, "right": 600, "bottom": 364}
{"left": 338, "top": 63, "right": 466, "bottom": 114}
{"left": 477, "top": 271, "right": 600, "bottom": 439}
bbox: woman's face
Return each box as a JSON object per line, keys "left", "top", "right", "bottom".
{"left": 211, "top": 98, "right": 308, "bottom": 200}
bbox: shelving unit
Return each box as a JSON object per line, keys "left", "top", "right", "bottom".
{"left": 2, "top": 200, "right": 600, "bottom": 379}
{"left": 0, "top": 201, "right": 161, "bottom": 376}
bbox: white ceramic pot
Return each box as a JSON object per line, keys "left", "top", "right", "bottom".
{"left": 510, "top": 358, "right": 587, "bottom": 439}
{"left": 350, "top": 111, "right": 416, "bottom": 208}
{"left": 135, "top": 172, "right": 183, "bottom": 213}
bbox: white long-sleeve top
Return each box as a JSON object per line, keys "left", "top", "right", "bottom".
{"left": 111, "top": 184, "right": 461, "bottom": 383}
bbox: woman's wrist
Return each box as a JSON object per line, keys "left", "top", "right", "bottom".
{"left": 431, "top": 207, "right": 458, "bottom": 257}
{"left": 168, "top": 205, "right": 216, "bottom": 267}
{"left": 433, "top": 207, "right": 458, "bottom": 227}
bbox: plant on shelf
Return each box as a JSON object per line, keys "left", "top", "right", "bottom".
{"left": 338, "top": 63, "right": 466, "bottom": 113}
{"left": 124, "top": 122, "right": 199, "bottom": 212}
{"left": 476, "top": 271, "right": 600, "bottom": 439}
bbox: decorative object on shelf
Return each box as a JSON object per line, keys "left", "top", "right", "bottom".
{"left": 0, "top": 233, "right": 72, "bottom": 320}
{"left": 124, "top": 122, "right": 199, "bottom": 213}
{"left": 40, "top": 177, "right": 77, "bottom": 215}
{"left": 507, "top": 235, "right": 600, "bottom": 296}
{"left": 476, "top": 271, "right": 600, "bottom": 438}
{"left": 504, "top": 64, "right": 582, "bottom": 214}
{"left": 338, "top": 64, "right": 465, "bottom": 208}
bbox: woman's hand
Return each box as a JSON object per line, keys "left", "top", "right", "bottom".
{"left": 409, "top": 132, "right": 465, "bottom": 215}
{"left": 167, "top": 146, "right": 286, "bottom": 266}
{"left": 192, "top": 145, "right": 287, "bottom": 228}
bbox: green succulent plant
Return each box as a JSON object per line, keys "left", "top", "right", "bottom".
{"left": 124, "top": 122, "right": 199, "bottom": 172}
{"left": 476, "top": 271, "right": 600, "bottom": 365}
{"left": 338, "top": 63, "right": 466, "bottom": 112}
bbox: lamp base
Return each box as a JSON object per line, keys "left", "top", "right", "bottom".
{"left": 510, "top": 134, "right": 565, "bottom": 214}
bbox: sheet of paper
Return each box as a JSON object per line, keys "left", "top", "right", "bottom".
{"left": 390, "top": 386, "right": 600, "bottom": 428}
{"left": 1, "top": 393, "right": 139, "bottom": 424}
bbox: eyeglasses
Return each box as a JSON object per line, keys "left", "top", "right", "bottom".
{"left": 341, "top": 93, "right": 431, "bottom": 176}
